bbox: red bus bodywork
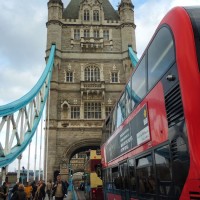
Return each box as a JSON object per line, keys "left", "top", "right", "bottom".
{"left": 101, "top": 7, "right": 200, "bottom": 200}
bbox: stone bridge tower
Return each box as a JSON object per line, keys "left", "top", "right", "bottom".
{"left": 45, "top": 0, "right": 136, "bottom": 181}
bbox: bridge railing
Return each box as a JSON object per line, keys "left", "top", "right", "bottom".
{"left": 0, "top": 45, "right": 56, "bottom": 168}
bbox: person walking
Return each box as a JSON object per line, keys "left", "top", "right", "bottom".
{"left": 24, "top": 182, "right": 32, "bottom": 200}
{"left": 52, "top": 175, "right": 67, "bottom": 200}
{"left": 31, "top": 181, "right": 37, "bottom": 200}
{"left": 11, "top": 183, "right": 20, "bottom": 195}
{"left": 46, "top": 180, "right": 52, "bottom": 200}
{"left": 34, "top": 181, "right": 45, "bottom": 200}
{"left": 11, "top": 184, "right": 26, "bottom": 200}
{"left": 0, "top": 182, "right": 9, "bottom": 200}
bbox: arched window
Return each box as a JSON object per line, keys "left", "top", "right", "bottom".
{"left": 85, "top": 66, "right": 100, "bottom": 81}
{"left": 93, "top": 10, "right": 99, "bottom": 21}
{"left": 84, "top": 10, "right": 90, "bottom": 21}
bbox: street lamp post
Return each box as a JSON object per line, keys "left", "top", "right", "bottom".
{"left": 22, "top": 166, "right": 25, "bottom": 184}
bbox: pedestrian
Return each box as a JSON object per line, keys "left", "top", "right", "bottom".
{"left": 0, "top": 182, "right": 9, "bottom": 200}
{"left": 11, "top": 184, "right": 26, "bottom": 200}
{"left": 11, "top": 182, "right": 20, "bottom": 195}
{"left": 31, "top": 181, "right": 37, "bottom": 200}
{"left": 46, "top": 180, "right": 52, "bottom": 200}
{"left": 34, "top": 181, "right": 45, "bottom": 200}
{"left": 24, "top": 182, "right": 32, "bottom": 200}
{"left": 52, "top": 175, "right": 67, "bottom": 200}
{"left": 0, "top": 185, "right": 5, "bottom": 200}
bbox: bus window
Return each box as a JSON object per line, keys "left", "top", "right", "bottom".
{"left": 116, "top": 92, "right": 126, "bottom": 128}
{"left": 155, "top": 145, "right": 173, "bottom": 196}
{"left": 105, "top": 117, "right": 112, "bottom": 141}
{"left": 102, "top": 169, "right": 106, "bottom": 186}
{"left": 111, "top": 106, "right": 117, "bottom": 133}
{"left": 125, "top": 80, "right": 132, "bottom": 116}
{"left": 148, "top": 27, "right": 175, "bottom": 90}
{"left": 130, "top": 56, "right": 146, "bottom": 110}
{"left": 136, "top": 154, "right": 156, "bottom": 194}
{"left": 106, "top": 168, "right": 112, "bottom": 190}
{"left": 112, "top": 167, "right": 120, "bottom": 189}
{"left": 128, "top": 158, "right": 136, "bottom": 191}
{"left": 118, "top": 162, "right": 129, "bottom": 190}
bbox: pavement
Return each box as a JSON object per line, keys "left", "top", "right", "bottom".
{"left": 66, "top": 191, "right": 73, "bottom": 200}
{"left": 45, "top": 192, "right": 73, "bottom": 200}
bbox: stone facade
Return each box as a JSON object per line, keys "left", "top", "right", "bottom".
{"left": 44, "top": 0, "right": 136, "bottom": 181}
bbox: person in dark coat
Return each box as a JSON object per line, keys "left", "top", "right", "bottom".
{"left": 11, "top": 184, "right": 26, "bottom": 200}
{"left": 34, "top": 181, "right": 46, "bottom": 200}
{"left": 31, "top": 181, "right": 37, "bottom": 199}
{"left": 0, "top": 182, "right": 9, "bottom": 200}
{"left": 11, "top": 182, "right": 20, "bottom": 195}
{"left": 52, "top": 175, "right": 67, "bottom": 200}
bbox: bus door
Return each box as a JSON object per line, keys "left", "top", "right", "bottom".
{"left": 119, "top": 162, "right": 130, "bottom": 200}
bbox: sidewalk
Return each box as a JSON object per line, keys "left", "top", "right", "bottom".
{"left": 66, "top": 191, "right": 73, "bottom": 200}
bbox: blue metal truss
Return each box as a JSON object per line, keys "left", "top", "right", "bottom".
{"left": 0, "top": 45, "right": 56, "bottom": 167}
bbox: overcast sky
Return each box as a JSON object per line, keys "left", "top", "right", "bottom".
{"left": 0, "top": 0, "right": 200, "bottom": 172}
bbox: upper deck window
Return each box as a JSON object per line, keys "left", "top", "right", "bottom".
{"left": 130, "top": 56, "right": 146, "bottom": 109}
{"left": 185, "top": 7, "right": 200, "bottom": 71}
{"left": 148, "top": 27, "right": 175, "bottom": 89}
{"left": 116, "top": 93, "right": 126, "bottom": 128}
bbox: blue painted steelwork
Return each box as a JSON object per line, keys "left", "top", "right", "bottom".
{"left": 128, "top": 46, "right": 138, "bottom": 68}
{"left": 0, "top": 45, "right": 56, "bottom": 117}
{"left": 126, "top": 46, "right": 141, "bottom": 103}
{"left": 126, "top": 84, "right": 141, "bottom": 105}
{"left": 0, "top": 45, "right": 56, "bottom": 167}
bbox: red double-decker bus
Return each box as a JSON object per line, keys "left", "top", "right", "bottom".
{"left": 101, "top": 6, "right": 200, "bottom": 200}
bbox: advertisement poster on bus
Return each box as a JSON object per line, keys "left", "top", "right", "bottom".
{"left": 106, "top": 104, "right": 150, "bottom": 162}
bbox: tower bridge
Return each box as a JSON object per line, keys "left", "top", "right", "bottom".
{"left": 0, "top": 0, "right": 137, "bottom": 184}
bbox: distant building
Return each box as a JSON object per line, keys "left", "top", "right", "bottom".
{"left": 0, "top": 170, "right": 44, "bottom": 186}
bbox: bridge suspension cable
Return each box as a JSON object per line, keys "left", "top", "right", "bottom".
{"left": 0, "top": 44, "right": 56, "bottom": 168}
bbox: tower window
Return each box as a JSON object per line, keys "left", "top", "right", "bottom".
{"left": 94, "top": 30, "right": 99, "bottom": 38}
{"left": 65, "top": 72, "right": 73, "bottom": 82}
{"left": 111, "top": 72, "right": 119, "bottom": 83}
{"left": 71, "top": 106, "right": 80, "bottom": 119}
{"left": 84, "top": 10, "right": 90, "bottom": 21}
{"left": 84, "top": 102, "right": 101, "bottom": 119}
{"left": 93, "top": 10, "right": 99, "bottom": 21}
{"left": 105, "top": 106, "right": 112, "bottom": 118}
{"left": 85, "top": 66, "right": 100, "bottom": 81}
{"left": 84, "top": 29, "right": 90, "bottom": 38}
{"left": 103, "top": 30, "right": 109, "bottom": 40}
{"left": 74, "top": 29, "right": 80, "bottom": 40}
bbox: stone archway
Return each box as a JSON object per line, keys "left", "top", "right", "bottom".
{"left": 59, "top": 138, "right": 101, "bottom": 179}
{"left": 63, "top": 138, "right": 101, "bottom": 160}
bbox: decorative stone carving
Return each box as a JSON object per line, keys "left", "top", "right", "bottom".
{"left": 108, "top": 98, "right": 112, "bottom": 104}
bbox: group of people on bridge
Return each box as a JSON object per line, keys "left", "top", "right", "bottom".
{"left": 0, "top": 175, "right": 69, "bottom": 200}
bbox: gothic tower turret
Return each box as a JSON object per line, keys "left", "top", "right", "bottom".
{"left": 119, "top": 0, "right": 136, "bottom": 52}
{"left": 47, "top": 0, "right": 63, "bottom": 49}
